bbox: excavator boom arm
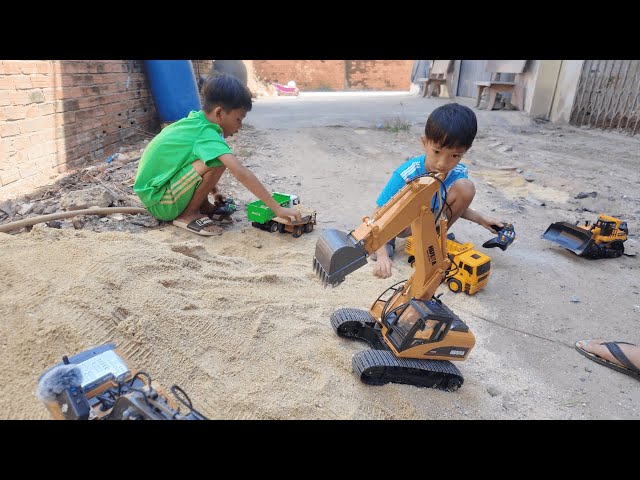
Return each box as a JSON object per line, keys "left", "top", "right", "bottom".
{"left": 314, "top": 174, "right": 451, "bottom": 299}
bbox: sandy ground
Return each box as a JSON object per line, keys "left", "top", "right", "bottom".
{"left": 1, "top": 93, "right": 639, "bottom": 420}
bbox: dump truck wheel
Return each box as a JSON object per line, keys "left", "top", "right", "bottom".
{"left": 269, "top": 222, "right": 278, "bottom": 233}
{"left": 448, "top": 279, "right": 462, "bottom": 293}
{"left": 292, "top": 226, "right": 303, "bottom": 238}
{"left": 278, "top": 223, "right": 286, "bottom": 233}
{"left": 304, "top": 223, "right": 314, "bottom": 233}
{"left": 407, "top": 255, "right": 415, "bottom": 265}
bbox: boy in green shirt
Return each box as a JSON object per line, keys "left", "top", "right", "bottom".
{"left": 134, "top": 73, "right": 301, "bottom": 236}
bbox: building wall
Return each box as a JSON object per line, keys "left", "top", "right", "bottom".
{"left": 252, "top": 60, "right": 346, "bottom": 90}
{"left": 251, "top": 60, "right": 411, "bottom": 91}
{"left": 522, "top": 60, "right": 563, "bottom": 119}
{"left": 346, "top": 60, "right": 412, "bottom": 90}
{"left": 0, "top": 60, "right": 158, "bottom": 190}
{"left": 549, "top": 61, "right": 584, "bottom": 124}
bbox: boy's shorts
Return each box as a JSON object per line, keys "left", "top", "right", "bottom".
{"left": 147, "top": 164, "right": 203, "bottom": 221}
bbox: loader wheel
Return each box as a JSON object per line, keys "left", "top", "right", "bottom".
{"left": 278, "top": 223, "right": 286, "bottom": 233}
{"left": 269, "top": 222, "right": 279, "bottom": 233}
{"left": 292, "top": 226, "right": 303, "bottom": 238}
{"left": 448, "top": 279, "right": 462, "bottom": 293}
{"left": 304, "top": 223, "right": 314, "bottom": 233}
{"left": 407, "top": 255, "right": 415, "bottom": 266}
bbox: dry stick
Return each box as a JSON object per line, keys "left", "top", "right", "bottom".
{"left": 0, "top": 207, "right": 148, "bottom": 233}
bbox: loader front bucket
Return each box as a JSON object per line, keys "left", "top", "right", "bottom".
{"left": 313, "top": 229, "right": 368, "bottom": 287}
{"left": 543, "top": 222, "right": 594, "bottom": 256}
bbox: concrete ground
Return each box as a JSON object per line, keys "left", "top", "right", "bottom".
{"left": 243, "top": 92, "right": 640, "bottom": 419}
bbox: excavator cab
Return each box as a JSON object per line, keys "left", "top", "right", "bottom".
{"left": 383, "top": 299, "right": 453, "bottom": 352}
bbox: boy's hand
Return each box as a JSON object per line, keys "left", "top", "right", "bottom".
{"left": 211, "top": 186, "right": 226, "bottom": 205}
{"left": 276, "top": 206, "right": 302, "bottom": 223}
{"left": 373, "top": 247, "right": 394, "bottom": 279}
{"left": 479, "top": 217, "right": 504, "bottom": 233}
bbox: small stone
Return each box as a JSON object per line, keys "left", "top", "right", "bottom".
{"left": 487, "top": 387, "right": 500, "bottom": 397}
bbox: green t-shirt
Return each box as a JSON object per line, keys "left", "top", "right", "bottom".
{"left": 134, "top": 110, "right": 232, "bottom": 207}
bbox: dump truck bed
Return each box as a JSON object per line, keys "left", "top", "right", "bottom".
{"left": 274, "top": 206, "right": 316, "bottom": 225}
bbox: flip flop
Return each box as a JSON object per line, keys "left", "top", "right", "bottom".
{"left": 172, "top": 217, "right": 222, "bottom": 236}
{"left": 575, "top": 340, "right": 640, "bottom": 381}
{"left": 208, "top": 213, "right": 234, "bottom": 224}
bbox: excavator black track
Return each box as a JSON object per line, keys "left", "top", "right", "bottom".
{"left": 331, "top": 308, "right": 464, "bottom": 391}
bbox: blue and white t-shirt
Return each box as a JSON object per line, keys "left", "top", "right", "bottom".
{"left": 375, "top": 154, "right": 468, "bottom": 212}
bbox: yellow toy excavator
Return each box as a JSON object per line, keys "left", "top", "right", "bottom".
{"left": 313, "top": 173, "right": 474, "bottom": 391}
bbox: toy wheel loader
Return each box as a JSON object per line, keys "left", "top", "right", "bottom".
{"left": 313, "top": 173, "right": 474, "bottom": 391}
{"left": 543, "top": 214, "right": 628, "bottom": 259}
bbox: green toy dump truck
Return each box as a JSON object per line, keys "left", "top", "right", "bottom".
{"left": 246, "top": 192, "right": 316, "bottom": 238}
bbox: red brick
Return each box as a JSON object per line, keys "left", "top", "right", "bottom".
{"left": 30, "top": 75, "right": 53, "bottom": 88}
{"left": 0, "top": 77, "right": 15, "bottom": 89}
{"left": 25, "top": 105, "right": 40, "bottom": 118}
{"left": 37, "top": 103, "right": 56, "bottom": 116}
{"left": 2, "top": 62, "right": 23, "bottom": 74}
{"left": 37, "top": 62, "right": 54, "bottom": 74}
{"left": 0, "top": 122, "right": 21, "bottom": 137}
{"left": 18, "top": 118, "right": 39, "bottom": 134}
{"left": 0, "top": 139, "right": 14, "bottom": 155}
{"left": 11, "top": 135, "right": 30, "bottom": 150}
{"left": 0, "top": 168, "right": 21, "bottom": 186}
{"left": 12, "top": 74, "right": 33, "bottom": 90}
{"left": 5, "top": 106, "right": 26, "bottom": 121}
{"left": 19, "top": 62, "right": 40, "bottom": 75}
{"left": 9, "top": 90, "right": 33, "bottom": 105}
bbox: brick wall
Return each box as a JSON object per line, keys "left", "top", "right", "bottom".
{"left": 0, "top": 60, "right": 158, "bottom": 189}
{"left": 192, "top": 60, "right": 214, "bottom": 84}
{"left": 346, "top": 60, "right": 413, "bottom": 90}
{"left": 253, "top": 60, "right": 346, "bottom": 91}
{"left": 251, "top": 60, "right": 412, "bottom": 91}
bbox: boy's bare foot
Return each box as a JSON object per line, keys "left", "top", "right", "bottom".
{"left": 575, "top": 339, "right": 640, "bottom": 379}
{"left": 173, "top": 214, "right": 223, "bottom": 236}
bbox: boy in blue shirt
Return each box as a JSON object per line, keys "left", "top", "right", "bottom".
{"left": 373, "top": 103, "right": 503, "bottom": 278}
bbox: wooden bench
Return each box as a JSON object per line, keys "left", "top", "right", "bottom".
{"left": 418, "top": 60, "right": 454, "bottom": 98}
{"left": 475, "top": 60, "right": 527, "bottom": 110}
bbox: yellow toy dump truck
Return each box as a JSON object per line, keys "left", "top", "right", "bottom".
{"left": 246, "top": 192, "right": 316, "bottom": 238}
{"left": 405, "top": 236, "right": 491, "bottom": 295}
{"left": 543, "top": 214, "right": 628, "bottom": 259}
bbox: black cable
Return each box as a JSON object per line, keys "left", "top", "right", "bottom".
{"left": 444, "top": 257, "right": 460, "bottom": 281}
{"left": 406, "top": 173, "right": 451, "bottom": 224}
{"left": 171, "top": 385, "right": 193, "bottom": 410}
{"left": 171, "top": 385, "right": 206, "bottom": 419}
{"left": 130, "top": 371, "right": 152, "bottom": 388}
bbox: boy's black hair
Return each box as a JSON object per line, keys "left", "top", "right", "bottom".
{"left": 201, "top": 72, "right": 253, "bottom": 113}
{"left": 424, "top": 103, "right": 477, "bottom": 149}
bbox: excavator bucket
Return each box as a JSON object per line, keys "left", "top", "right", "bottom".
{"left": 313, "top": 229, "right": 368, "bottom": 287}
{"left": 543, "top": 222, "right": 594, "bottom": 256}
